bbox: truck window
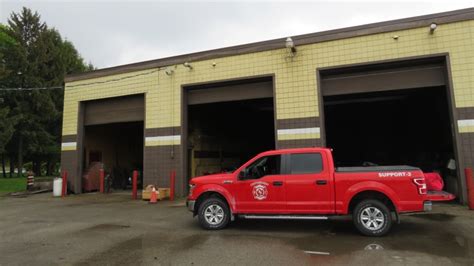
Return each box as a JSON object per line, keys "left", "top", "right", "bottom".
{"left": 241, "top": 155, "right": 281, "bottom": 179}
{"left": 289, "top": 153, "right": 323, "bottom": 174}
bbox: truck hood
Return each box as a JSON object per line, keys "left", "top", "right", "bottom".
{"left": 191, "top": 173, "right": 234, "bottom": 184}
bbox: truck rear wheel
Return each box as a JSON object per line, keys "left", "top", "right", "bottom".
{"left": 353, "top": 199, "right": 392, "bottom": 237}
{"left": 198, "top": 197, "right": 230, "bottom": 230}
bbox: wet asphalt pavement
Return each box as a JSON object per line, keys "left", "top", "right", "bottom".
{"left": 0, "top": 193, "right": 473, "bottom": 265}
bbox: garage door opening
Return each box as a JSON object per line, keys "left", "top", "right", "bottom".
{"left": 184, "top": 77, "right": 275, "bottom": 179}
{"left": 324, "top": 86, "right": 458, "bottom": 194}
{"left": 83, "top": 121, "right": 144, "bottom": 192}
{"left": 319, "top": 57, "right": 462, "bottom": 197}
{"left": 79, "top": 94, "right": 145, "bottom": 193}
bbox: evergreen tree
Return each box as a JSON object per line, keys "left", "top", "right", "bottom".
{"left": 0, "top": 7, "right": 93, "bottom": 177}
{"left": 0, "top": 24, "right": 18, "bottom": 177}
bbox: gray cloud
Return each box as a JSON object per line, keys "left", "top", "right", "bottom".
{"left": 1, "top": 1, "right": 472, "bottom": 68}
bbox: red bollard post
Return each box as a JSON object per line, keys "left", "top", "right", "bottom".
{"left": 99, "top": 169, "right": 105, "bottom": 193}
{"left": 132, "top": 170, "right": 138, "bottom": 200}
{"left": 465, "top": 168, "right": 474, "bottom": 210}
{"left": 62, "top": 171, "right": 68, "bottom": 198}
{"left": 170, "top": 170, "right": 176, "bottom": 201}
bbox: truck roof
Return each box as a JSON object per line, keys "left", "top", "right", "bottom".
{"left": 259, "top": 147, "right": 331, "bottom": 156}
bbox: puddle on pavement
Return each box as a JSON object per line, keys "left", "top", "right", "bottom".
{"left": 76, "top": 233, "right": 209, "bottom": 265}
{"left": 409, "top": 213, "right": 456, "bottom": 221}
{"left": 76, "top": 236, "right": 144, "bottom": 265}
{"left": 228, "top": 218, "right": 472, "bottom": 261}
{"left": 84, "top": 223, "right": 131, "bottom": 231}
{"left": 168, "top": 204, "right": 186, "bottom": 208}
{"left": 21, "top": 220, "right": 48, "bottom": 224}
{"left": 288, "top": 225, "right": 470, "bottom": 260}
{"left": 169, "top": 234, "right": 210, "bottom": 253}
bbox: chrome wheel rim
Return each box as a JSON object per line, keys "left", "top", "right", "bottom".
{"left": 360, "top": 207, "right": 385, "bottom": 231}
{"left": 204, "top": 204, "right": 224, "bottom": 225}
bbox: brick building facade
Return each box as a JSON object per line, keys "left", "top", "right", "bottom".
{"left": 61, "top": 9, "right": 474, "bottom": 202}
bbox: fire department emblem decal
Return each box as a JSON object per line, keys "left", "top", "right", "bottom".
{"left": 251, "top": 182, "right": 268, "bottom": 200}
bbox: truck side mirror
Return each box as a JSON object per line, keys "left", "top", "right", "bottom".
{"left": 239, "top": 169, "right": 249, "bottom": 180}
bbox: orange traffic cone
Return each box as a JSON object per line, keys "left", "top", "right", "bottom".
{"left": 149, "top": 187, "right": 157, "bottom": 204}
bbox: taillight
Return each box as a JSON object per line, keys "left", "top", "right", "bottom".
{"left": 413, "top": 178, "right": 427, "bottom": 195}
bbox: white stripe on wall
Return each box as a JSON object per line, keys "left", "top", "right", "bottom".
{"left": 277, "top": 127, "right": 320, "bottom": 135}
{"left": 61, "top": 142, "right": 77, "bottom": 148}
{"left": 458, "top": 119, "right": 474, "bottom": 127}
{"left": 145, "top": 135, "right": 181, "bottom": 142}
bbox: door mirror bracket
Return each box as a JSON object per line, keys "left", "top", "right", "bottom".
{"left": 239, "top": 169, "right": 249, "bottom": 180}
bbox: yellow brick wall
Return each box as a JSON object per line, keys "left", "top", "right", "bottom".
{"left": 63, "top": 20, "right": 474, "bottom": 141}
{"left": 63, "top": 69, "right": 159, "bottom": 135}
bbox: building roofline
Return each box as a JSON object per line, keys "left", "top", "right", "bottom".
{"left": 65, "top": 7, "right": 474, "bottom": 83}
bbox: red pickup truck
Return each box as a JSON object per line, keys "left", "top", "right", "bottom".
{"left": 186, "top": 148, "right": 455, "bottom": 236}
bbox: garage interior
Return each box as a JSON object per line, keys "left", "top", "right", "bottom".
{"left": 185, "top": 77, "right": 275, "bottom": 179}
{"left": 81, "top": 95, "right": 145, "bottom": 192}
{"left": 321, "top": 58, "right": 460, "bottom": 196}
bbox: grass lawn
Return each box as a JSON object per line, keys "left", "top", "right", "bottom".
{"left": 0, "top": 178, "right": 26, "bottom": 196}
{"left": 0, "top": 176, "right": 58, "bottom": 196}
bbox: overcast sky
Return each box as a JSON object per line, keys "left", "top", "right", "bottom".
{"left": 1, "top": 0, "right": 473, "bottom": 69}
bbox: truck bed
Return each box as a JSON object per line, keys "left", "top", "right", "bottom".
{"left": 335, "top": 165, "right": 420, "bottom": 172}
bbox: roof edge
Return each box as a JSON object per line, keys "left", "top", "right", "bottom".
{"left": 65, "top": 7, "right": 474, "bottom": 83}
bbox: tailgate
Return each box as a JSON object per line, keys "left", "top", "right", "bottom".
{"left": 426, "top": 191, "right": 456, "bottom": 201}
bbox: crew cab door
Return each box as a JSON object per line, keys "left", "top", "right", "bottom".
{"left": 284, "top": 152, "right": 335, "bottom": 214}
{"left": 235, "top": 154, "right": 286, "bottom": 213}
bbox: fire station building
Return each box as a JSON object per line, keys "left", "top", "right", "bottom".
{"left": 61, "top": 8, "right": 474, "bottom": 202}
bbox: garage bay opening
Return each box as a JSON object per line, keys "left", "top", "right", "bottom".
{"left": 83, "top": 122, "right": 143, "bottom": 192}
{"left": 320, "top": 57, "right": 460, "bottom": 197}
{"left": 81, "top": 95, "right": 145, "bottom": 193}
{"left": 185, "top": 77, "right": 275, "bottom": 180}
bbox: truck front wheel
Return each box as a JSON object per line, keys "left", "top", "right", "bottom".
{"left": 198, "top": 197, "right": 230, "bottom": 230}
{"left": 353, "top": 199, "right": 392, "bottom": 237}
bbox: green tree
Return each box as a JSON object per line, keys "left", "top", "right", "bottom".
{"left": 0, "top": 7, "right": 92, "bottom": 177}
{"left": 0, "top": 24, "right": 18, "bottom": 177}
{"left": 0, "top": 24, "right": 16, "bottom": 79}
{"left": 0, "top": 108, "right": 17, "bottom": 177}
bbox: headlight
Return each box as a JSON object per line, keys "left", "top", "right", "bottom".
{"left": 189, "top": 183, "right": 196, "bottom": 196}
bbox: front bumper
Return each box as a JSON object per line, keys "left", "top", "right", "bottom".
{"left": 424, "top": 201, "right": 433, "bottom": 212}
{"left": 186, "top": 200, "right": 196, "bottom": 212}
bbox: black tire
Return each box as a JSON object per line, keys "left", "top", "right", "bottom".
{"left": 198, "top": 197, "right": 230, "bottom": 230}
{"left": 353, "top": 199, "right": 392, "bottom": 237}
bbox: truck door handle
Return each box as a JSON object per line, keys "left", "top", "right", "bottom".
{"left": 316, "top": 180, "right": 327, "bottom": 185}
{"left": 273, "top": 181, "right": 283, "bottom": 186}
